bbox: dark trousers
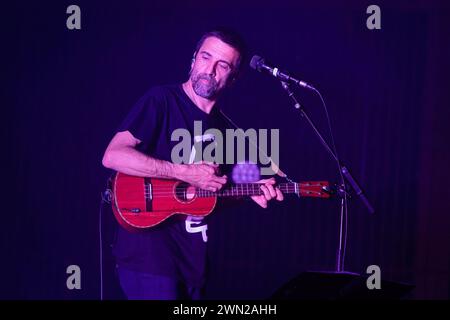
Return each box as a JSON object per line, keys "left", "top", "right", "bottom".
{"left": 117, "top": 265, "right": 203, "bottom": 300}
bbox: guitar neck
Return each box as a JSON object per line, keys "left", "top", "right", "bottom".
{"left": 196, "top": 183, "right": 299, "bottom": 198}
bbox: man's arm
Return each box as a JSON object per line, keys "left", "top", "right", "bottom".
{"left": 102, "top": 130, "right": 176, "bottom": 178}
{"left": 102, "top": 131, "right": 227, "bottom": 192}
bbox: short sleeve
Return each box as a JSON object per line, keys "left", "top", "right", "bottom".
{"left": 116, "top": 88, "right": 166, "bottom": 147}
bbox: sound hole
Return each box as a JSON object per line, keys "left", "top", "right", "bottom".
{"left": 175, "top": 182, "right": 196, "bottom": 202}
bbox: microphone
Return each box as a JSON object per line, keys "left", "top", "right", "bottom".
{"left": 249, "top": 55, "right": 316, "bottom": 90}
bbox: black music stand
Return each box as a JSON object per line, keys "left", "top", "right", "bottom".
{"left": 271, "top": 271, "right": 415, "bottom": 300}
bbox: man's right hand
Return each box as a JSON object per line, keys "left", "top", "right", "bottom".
{"left": 174, "top": 163, "right": 227, "bottom": 192}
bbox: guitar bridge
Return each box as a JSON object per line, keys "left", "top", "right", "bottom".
{"left": 144, "top": 178, "right": 153, "bottom": 211}
{"left": 145, "top": 182, "right": 153, "bottom": 200}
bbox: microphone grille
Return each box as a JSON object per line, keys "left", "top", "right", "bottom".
{"left": 249, "top": 55, "right": 264, "bottom": 71}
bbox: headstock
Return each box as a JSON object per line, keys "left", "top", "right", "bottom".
{"left": 298, "top": 181, "right": 334, "bottom": 198}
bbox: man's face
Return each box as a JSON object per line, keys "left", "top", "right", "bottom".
{"left": 190, "top": 36, "right": 240, "bottom": 99}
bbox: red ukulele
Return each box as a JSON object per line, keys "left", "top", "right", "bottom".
{"left": 111, "top": 172, "right": 332, "bottom": 231}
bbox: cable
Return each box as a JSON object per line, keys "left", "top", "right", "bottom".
{"left": 99, "top": 179, "right": 113, "bottom": 301}
{"left": 98, "top": 193, "right": 104, "bottom": 300}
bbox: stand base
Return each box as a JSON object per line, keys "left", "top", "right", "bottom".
{"left": 271, "top": 271, "right": 414, "bottom": 300}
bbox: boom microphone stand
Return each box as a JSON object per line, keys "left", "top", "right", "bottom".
{"left": 280, "top": 81, "right": 374, "bottom": 273}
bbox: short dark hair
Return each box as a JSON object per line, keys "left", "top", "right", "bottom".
{"left": 194, "top": 27, "right": 247, "bottom": 77}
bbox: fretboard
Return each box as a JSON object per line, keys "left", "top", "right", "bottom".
{"left": 195, "top": 183, "right": 298, "bottom": 198}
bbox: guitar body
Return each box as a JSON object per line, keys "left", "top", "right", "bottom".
{"left": 112, "top": 173, "right": 217, "bottom": 232}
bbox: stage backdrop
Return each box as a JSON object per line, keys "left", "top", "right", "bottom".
{"left": 2, "top": 0, "right": 449, "bottom": 299}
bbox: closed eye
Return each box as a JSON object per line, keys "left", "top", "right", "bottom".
{"left": 219, "top": 63, "right": 230, "bottom": 71}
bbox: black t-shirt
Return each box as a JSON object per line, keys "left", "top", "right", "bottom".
{"left": 112, "top": 84, "right": 231, "bottom": 288}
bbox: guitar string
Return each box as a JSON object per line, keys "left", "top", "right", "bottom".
{"left": 135, "top": 186, "right": 323, "bottom": 194}
{"left": 143, "top": 186, "right": 320, "bottom": 192}
{"left": 140, "top": 186, "right": 304, "bottom": 194}
{"left": 145, "top": 190, "right": 299, "bottom": 196}
{"left": 140, "top": 186, "right": 296, "bottom": 192}
{"left": 127, "top": 188, "right": 324, "bottom": 198}
{"left": 122, "top": 183, "right": 327, "bottom": 198}
{"left": 141, "top": 185, "right": 300, "bottom": 190}
{"left": 118, "top": 189, "right": 325, "bottom": 201}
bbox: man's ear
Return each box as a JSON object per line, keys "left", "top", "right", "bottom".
{"left": 230, "top": 69, "right": 241, "bottom": 84}
{"left": 190, "top": 52, "right": 196, "bottom": 69}
{"left": 227, "top": 74, "right": 237, "bottom": 87}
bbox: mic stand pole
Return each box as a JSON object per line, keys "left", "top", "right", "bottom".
{"left": 280, "top": 81, "right": 374, "bottom": 273}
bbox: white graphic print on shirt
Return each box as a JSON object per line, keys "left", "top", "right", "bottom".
{"left": 184, "top": 133, "right": 216, "bottom": 242}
